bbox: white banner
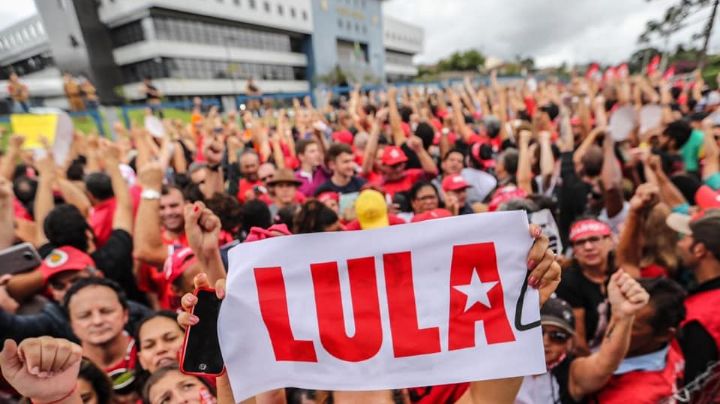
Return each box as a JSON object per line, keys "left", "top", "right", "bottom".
{"left": 219, "top": 211, "right": 545, "bottom": 400}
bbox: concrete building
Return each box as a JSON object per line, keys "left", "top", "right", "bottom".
{"left": 0, "top": 0, "right": 423, "bottom": 108}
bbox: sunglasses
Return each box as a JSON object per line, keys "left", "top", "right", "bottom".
{"left": 48, "top": 272, "right": 86, "bottom": 291}
{"left": 260, "top": 175, "right": 274, "bottom": 182}
{"left": 544, "top": 329, "right": 571, "bottom": 344}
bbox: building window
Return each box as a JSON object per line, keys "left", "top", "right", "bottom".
{"left": 234, "top": 0, "right": 240, "bottom": 5}
{"left": 264, "top": 1, "right": 270, "bottom": 12}
{"left": 290, "top": 7, "right": 296, "bottom": 17}
{"left": 302, "top": 10, "right": 308, "bottom": 20}
{"left": 337, "top": 19, "right": 343, "bottom": 28}
{"left": 362, "top": 25, "right": 366, "bottom": 34}
{"left": 278, "top": 4, "right": 283, "bottom": 15}
{"left": 249, "top": 0, "right": 256, "bottom": 9}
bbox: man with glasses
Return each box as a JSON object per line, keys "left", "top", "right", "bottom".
{"left": 516, "top": 270, "right": 649, "bottom": 403}
{"left": 556, "top": 218, "right": 615, "bottom": 355}
{"left": 0, "top": 246, "right": 150, "bottom": 342}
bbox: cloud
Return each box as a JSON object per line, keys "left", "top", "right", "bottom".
{"left": 383, "top": 0, "right": 708, "bottom": 67}
{"left": 0, "top": 0, "right": 37, "bottom": 31}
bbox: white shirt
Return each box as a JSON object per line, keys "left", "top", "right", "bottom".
{"left": 515, "top": 372, "right": 560, "bottom": 404}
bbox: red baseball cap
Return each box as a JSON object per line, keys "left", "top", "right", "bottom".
{"left": 163, "top": 247, "right": 198, "bottom": 283}
{"left": 332, "top": 130, "right": 354, "bottom": 145}
{"left": 39, "top": 246, "right": 95, "bottom": 282}
{"left": 382, "top": 146, "right": 408, "bottom": 166}
{"left": 442, "top": 174, "right": 472, "bottom": 192}
{"left": 411, "top": 208, "right": 452, "bottom": 223}
{"left": 317, "top": 191, "right": 340, "bottom": 203}
{"left": 696, "top": 185, "right": 720, "bottom": 209}
{"left": 487, "top": 185, "right": 528, "bottom": 211}
{"left": 569, "top": 219, "right": 612, "bottom": 242}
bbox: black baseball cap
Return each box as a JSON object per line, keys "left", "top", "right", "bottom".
{"left": 690, "top": 211, "right": 720, "bottom": 260}
{"left": 540, "top": 297, "right": 575, "bottom": 335}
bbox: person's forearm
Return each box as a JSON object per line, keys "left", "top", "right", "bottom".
{"left": 574, "top": 95, "right": 589, "bottom": 136}
{"left": 702, "top": 124, "right": 719, "bottom": 180}
{"left": 0, "top": 147, "right": 19, "bottom": 181}
{"left": 271, "top": 140, "right": 285, "bottom": 170}
{"left": 594, "top": 315, "right": 634, "bottom": 374}
{"left": 655, "top": 168, "right": 687, "bottom": 207}
{"left": 417, "top": 147, "right": 438, "bottom": 176}
{"left": 56, "top": 179, "right": 91, "bottom": 218}
{"left": 107, "top": 161, "right": 133, "bottom": 233}
{"left": 570, "top": 315, "right": 633, "bottom": 399}
{"left": 34, "top": 176, "right": 54, "bottom": 246}
{"left": 133, "top": 198, "right": 166, "bottom": 266}
{"left": 362, "top": 130, "right": 379, "bottom": 175}
{"left": 6, "top": 269, "right": 44, "bottom": 302}
{"left": 573, "top": 130, "right": 599, "bottom": 165}
{"left": 517, "top": 137, "right": 533, "bottom": 194}
{"left": 602, "top": 138, "right": 623, "bottom": 218}
{"left": 615, "top": 210, "right": 643, "bottom": 278}
{"left": 539, "top": 137, "right": 554, "bottom": 178}
{"left": 439, "top": 132, "right": 451, "bottom": 163}
{"left": 172, "top": 140, "right": 188, "bottom": 174}
{"left": 0, "top": 197, "right": 14, "bottom": 249}
{"left": 333, "top": 391, "right": 394, "bottom": 404}
{"left": 388, "top": 94, "right": 406, "bottom": 146}
{"left": 470, "top": 377, "right": 523, "bottom": 404}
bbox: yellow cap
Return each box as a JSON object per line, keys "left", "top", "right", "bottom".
{"left": 355, "top": 190, "right": 389, "bottom": 230}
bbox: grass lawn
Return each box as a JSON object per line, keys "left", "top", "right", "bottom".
{"left": 0, "top": 107, "right": 193, "bottom": 150}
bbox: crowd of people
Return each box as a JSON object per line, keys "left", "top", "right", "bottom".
{"left": 0, "top": 65, "right": 719, "bottom": 404}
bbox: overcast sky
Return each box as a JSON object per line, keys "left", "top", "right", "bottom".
{"left": 2, "top": 0, "right": 719, "bottom": 67}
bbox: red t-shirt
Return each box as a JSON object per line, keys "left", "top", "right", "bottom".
{"left": 104, "top": 336, "right": 138, "bottom": 385}
{"left": 89, "top": 198, "right": 116, "bottom": 248}
{"left": 237, "top": 179, "right": 262, "bottom": 202}
{"left": 377, "top": 169, "right": 429, "bottom": 197}
{"left": 408, "top": 383, "right": 470, "bottom": 404}
{"left": 136, "top": 231, "right": 189, "bottom": 310}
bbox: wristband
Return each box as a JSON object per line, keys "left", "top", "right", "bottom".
{"left": 32, "top": 385, "right": 76, "bottom": 404}
{"left": 141, "top": 189, "right": 161, "bottom": 200}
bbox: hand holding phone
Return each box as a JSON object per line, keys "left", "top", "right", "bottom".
{"left": 180, "top": 288, "right": 225, "bottom": 376}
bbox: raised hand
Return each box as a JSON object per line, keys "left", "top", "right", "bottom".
{"left": 608, "top": 270, "right": 649, "bottom": 319}
{"left": 137, "top": 161, "right": 164, "bottom": 191}
{"left": 0, "top": 337, "right": 82, "bottom": 403}
{"left": 526, "top": 224, "right": 562, "bottom": 305}
{"left": 629, "top": 183, "right": 659, "bottom": 213}
{"left": 184, "top": 201, "right": 221, "bottom": 264}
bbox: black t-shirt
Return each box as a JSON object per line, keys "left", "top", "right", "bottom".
{"left": 40, "top": 229, "right": 147, "bottom": 305}
{"left": 314, "top": 176, "right": 367, "bottom": 195}
{"left": 555, "top": 263, "right": 609, "bottom": 349}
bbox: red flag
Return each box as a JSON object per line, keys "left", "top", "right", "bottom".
{"left": 616, "top": 63, "right": 629, "bottom": 78}
{"left": 647, "top": 55, "right": 661, "bottom": 76}
{"left": 585, "top": 63, "right": 600, "bottom": 81}
{"left": 663, "top": 65, "right": 676, "bottom": 81}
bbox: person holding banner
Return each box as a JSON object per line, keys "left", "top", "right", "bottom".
{"left": 177, "top": 199, "right": 562, "bottom": 404}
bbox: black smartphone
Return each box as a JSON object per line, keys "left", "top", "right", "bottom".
{"left": 0, "top": 243, "right": 42, "bottom": 276}
{"left": 180, "top": 288, "right": 225, "bottom": 376}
